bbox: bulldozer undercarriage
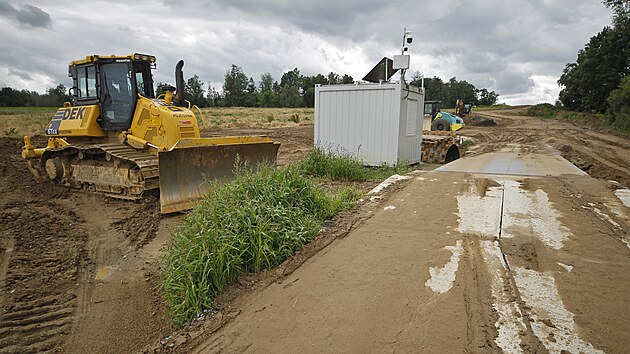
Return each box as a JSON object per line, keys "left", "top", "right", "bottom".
{"left": 28, "top": 144, "right": 159, "bottom": 200}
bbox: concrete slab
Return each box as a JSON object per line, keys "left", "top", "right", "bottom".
{"left": 436, "top": 151, "right": 586, "bottom": 177}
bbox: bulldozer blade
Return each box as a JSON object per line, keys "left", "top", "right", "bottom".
{"left": 158, "top": 137, "right": 280, "bottom": 214}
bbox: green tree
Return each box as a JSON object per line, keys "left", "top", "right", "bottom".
{"left": 558, "top": 26, "right": 629, "bottom": 112}
{"left": 607, "top": 75, "right": 630, "bottom": 131}
{"left": 340, "top": 74, "right": 354, "bottom": 84}
{"left": 278, "top": 68, "right": 303, "bottom": 107}
{"left": 222, "top": 64, "right": 249, "bottom": 107}
{"left": 603, "top": 0, "right": 630, "bottom": 24}
{"left": 0, "top": 87, "right": 32, "bottom": 107}
{"left": 326, "top": 72, "right": 340, "bottom": 85}
{"left": 558, "top": 1, "right": 630, "bottom": 113}
{"left": 278, "top": 85, "right": 302, "bottom": 108}
{"left": 206, "top": 83, "right": 222, "bottom": 107}
{"left": 301, "top": 74, "right": 327, "bottom": 107}
{"left": 46, "top": 84, "right": 71, "bottom": 106}
{"left": 280, "top": 68, "right": 302, "bottom": 88}
{"left": 258, "top": 72, "right": 277, "bottom": 107}
{"left": 243, "top": 77, "right": 258, "bottom": 107}
{"left": 185, "top": 75, "right": 208, "bottom": 107}
{"left": 477, "top": 88, "right": 499, "bottom": 106}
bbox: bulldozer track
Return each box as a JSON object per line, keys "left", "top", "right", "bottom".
{"left": 38, "top": 143, "right": 160, "bottom": 200}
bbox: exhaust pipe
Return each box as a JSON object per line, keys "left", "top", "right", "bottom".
{"left": 174, "top": 60, "right": 185, "bottom": 106}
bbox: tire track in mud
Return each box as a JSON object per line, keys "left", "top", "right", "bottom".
{"left": 0, "top": 137, "right": 87, "bottom": 353}
{"left": 0, "top": 202, "right": 87, "bottom": 354}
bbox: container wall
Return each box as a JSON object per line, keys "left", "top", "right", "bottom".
{"left": 315, "top": 83, "right": 401, "bottom": 166}
{"left": 397, "top": 86, "right": 424, "bottom": 164}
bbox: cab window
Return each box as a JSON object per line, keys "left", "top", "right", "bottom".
{"left": 101, "top": 62, "right": 134, "bottom": 129}
{"left": 77, "top": 65, "right": 98, "bottom": 99}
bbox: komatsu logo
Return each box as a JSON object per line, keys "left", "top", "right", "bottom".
{"left": 54, "top": 107, "right": 86, "bottom": 120}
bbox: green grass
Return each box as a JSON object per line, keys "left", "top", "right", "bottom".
{"left": 460, "top": 139, "right": 475, "bottom": 154}
{"left": 526, "top": 103, "right": 629, "bottom": 136}
{"left": 526, "top": 103, "right": 561, "bottom": 118}
{"left": 469, "top": 104, "right": 511, "bottom": 111}
{"left": 298, "top": 147, "right": 410, "bottom": 181}
{"left": 161, "top": 164, "right": 361, "bottom": 326}
{"left": 0, "top": 107, "right": 58, "bottom": 115}
{"left": 0, "top": 107, "right": 57, "bottom": 136}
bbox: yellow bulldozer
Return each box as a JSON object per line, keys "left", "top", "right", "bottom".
{"left": 21, "top": 53, "right": 280, "bottom": 213}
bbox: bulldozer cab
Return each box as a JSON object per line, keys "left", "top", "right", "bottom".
{"left": 69, "top": 54, "right": 155, "bottom": 131}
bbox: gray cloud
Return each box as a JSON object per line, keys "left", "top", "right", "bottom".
{"left": 0, "top": 1, "right": 51, "bottom": 28}
{"left": 8, "top": 68, "right": 33, "bottom": 81}
{"left": 0, "top": 0, "right": 614, "bottom": 104}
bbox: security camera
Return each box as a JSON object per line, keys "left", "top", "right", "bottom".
{"left": 404, "top": 30, "right": 413, "bottom": 44}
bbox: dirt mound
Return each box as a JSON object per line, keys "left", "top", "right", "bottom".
{"left": 464, "top": 115, "right": 496, "bottom": 126}
{"left": 111, "top": 196, "right": 161, "bottom": 250}
{"left": 558, "top": 144, "right": 630, "bottom": 187}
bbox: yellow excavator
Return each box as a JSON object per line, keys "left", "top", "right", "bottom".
{"left": 21, "top": 53, "right": 280, "bottom": 213}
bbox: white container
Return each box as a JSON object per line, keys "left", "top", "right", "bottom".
{"left": 314, "top": 82, "right": 424, "bottom": 166}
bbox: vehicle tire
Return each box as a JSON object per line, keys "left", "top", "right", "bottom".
{"left": 432, "top": 118, "right": 451, "bottom": 131}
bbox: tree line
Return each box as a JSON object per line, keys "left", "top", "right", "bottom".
{"left": 0, "top": 84, "right": 70, "bottom": 107}
{"left": 409, "top": 73, "right": 499, "bottom": 107}
{"left": 160, "top": 65, "right": 499, "bottom": 109}
{"left": 0, "top": 65, "right": 499, "bottom": 109}
{"left": 558, "top": 0, "right": 630, "bottom": 131}
{"left": 156, "top": 65, "right": 354, "bottom": 108}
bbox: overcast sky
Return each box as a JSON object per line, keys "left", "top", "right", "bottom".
{"left": 0, "top": 0, "right": 613, "bottom": 105}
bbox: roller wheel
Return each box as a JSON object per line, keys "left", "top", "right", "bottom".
{"left": 432, "top": 118, "right": 451, "bottom": 131}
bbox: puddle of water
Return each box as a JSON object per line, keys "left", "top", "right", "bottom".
{"left": 425, "top": 240, "right": 463, "bottom": 294}
{"left": 513, "top": 267, "right": 604, "bottom": 354}
{"left": 481, "top": 240, "right": 527, "bottom": 354}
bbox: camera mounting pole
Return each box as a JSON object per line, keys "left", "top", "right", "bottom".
{"left": 394, "top": 28, "right": 413, "bottom": 88}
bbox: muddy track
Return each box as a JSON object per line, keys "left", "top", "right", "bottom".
{"left": 468, "top": 108, "right": 630, "bottom": 187}
{"left": 0, "top": 137, "right": 169, "bottom": 354}
{"left": 0, "top": 138, "right": 87, "bottom": 353}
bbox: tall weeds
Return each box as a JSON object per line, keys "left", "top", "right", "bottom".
{"left": 161, "top": 165, "right": 360, "bottom": 326}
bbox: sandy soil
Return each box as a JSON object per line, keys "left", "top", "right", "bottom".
{"left": 1, "top": 107, "right": 629, "bottom": 353}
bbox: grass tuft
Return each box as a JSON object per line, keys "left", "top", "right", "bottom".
{"left": 298, "top": 147, "right": 410, "bottom": 181}
{"left": 161, "top": 164, "right": 360, "bottom": 326}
